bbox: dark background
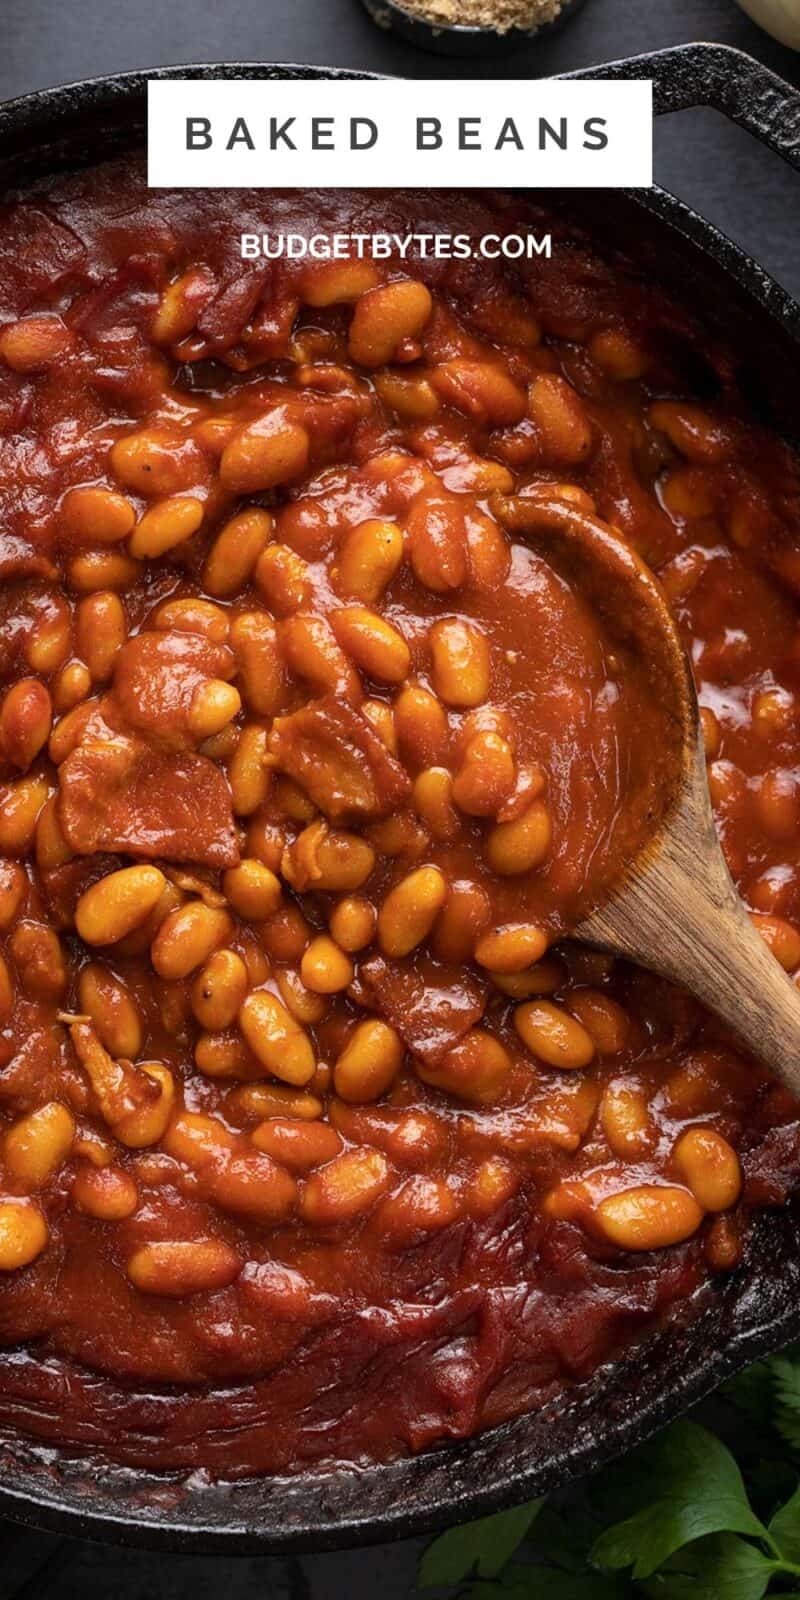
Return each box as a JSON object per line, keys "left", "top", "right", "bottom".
{"left": 1, "top": 0, "right": 799, "bottom": 1593}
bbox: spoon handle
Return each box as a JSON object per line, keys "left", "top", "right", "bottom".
{"left": 576, "top": 746, "right": 800, "bottom": 1098}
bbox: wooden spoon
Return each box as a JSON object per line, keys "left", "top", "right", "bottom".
{"left": 492, "top": 491, "right": 800, "bottom": 1097}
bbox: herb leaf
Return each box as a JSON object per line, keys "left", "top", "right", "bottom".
{"left": 418, "top": 1499, "right": 542, "bottom": 1587}
{"left": 769, "top": 1480, "right": 800, "bottom": 1566}
{"left": 772, "top": 1358, "right": 800, "bottom": 1453}
{"left": 590, "top": 1421, "right": 768, "bottom": 1579}
{"left": 640, "top": 1532, "right": 773, "bottom": 1600}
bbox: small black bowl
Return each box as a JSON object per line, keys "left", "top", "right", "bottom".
{"left": 359, "top": 0, "right": 586, "bottom": 58}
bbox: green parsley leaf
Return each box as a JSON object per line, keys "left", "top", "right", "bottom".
{"left": 640, "top": 1532, "right": 772, "bottom": 1600}
{"left": 418, "top": 1499, "right": 542, "bottom": 1588}
{"left": 769, "top": 1479, "right": 800, "bottom": 1566}
{"left": 772, "top": 1358, "right": 800, "bottom": 1453}
{"left": 590, "top": 1421, "right": 768, "bottom": 1579}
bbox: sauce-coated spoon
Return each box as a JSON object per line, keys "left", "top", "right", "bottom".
{"left": 492, "top": 490, "right": 800, "bottom": 1098}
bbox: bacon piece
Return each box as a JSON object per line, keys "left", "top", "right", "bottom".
{"left": 196, "top": 265, "right": 271, "bottom": 350}
{"left": 267, "top": 697, "right": 409, "bottom": 823}
{"left": 110, "top": 630, "right": 234, "bottom": 749}
{"left": 0, "top": 534, "right": 57, "bottom": 585}
{"left": 68, "top": 1021, "right": 158, "bottom": 1128}
{"left": 57, "top": 734, "right": 239, "bottom": 870}
{"left": 39, "top": 854, "right": 120, "bottom": 931}
{"left": 356, "top": 954, "right": 487, "bottom": 1065}
{"left": 744, "top": 1120, "right": 800, "bottom": 1207}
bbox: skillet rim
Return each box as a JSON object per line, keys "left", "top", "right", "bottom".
{"left": 0, "top": 48, "right": 799, "bottom": 1552}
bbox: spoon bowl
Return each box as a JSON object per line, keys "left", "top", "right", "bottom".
{"left": 493, "top": 490, "right": 800, "bottom": 1098}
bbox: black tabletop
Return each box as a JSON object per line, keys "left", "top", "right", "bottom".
{"left": 1, "top": 0, "right": 799, "bottom": 1593}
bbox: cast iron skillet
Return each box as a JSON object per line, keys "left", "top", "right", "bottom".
{"left": 1, "top": 41, "right": 800, "bottom": 1554}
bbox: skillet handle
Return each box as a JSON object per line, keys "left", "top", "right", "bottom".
{"left": 567, "top": 42, "right": 800, "bottom": 176}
